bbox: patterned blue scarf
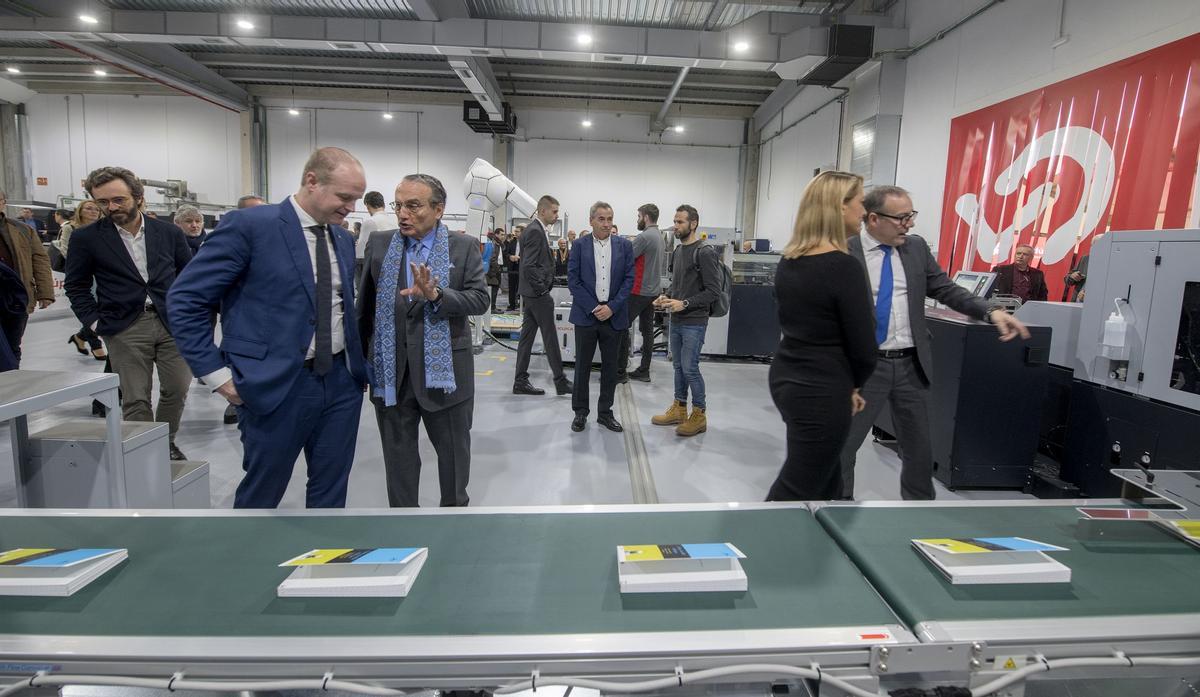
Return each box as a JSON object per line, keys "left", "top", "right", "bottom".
{"left": 372, "top": 223, "right": 456, "bottom": 406}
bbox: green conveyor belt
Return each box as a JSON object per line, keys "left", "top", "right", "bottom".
{"left": 815, "top": 505, "right": 1200, "bottom": 629}
{"left": 0, "top": 509, "right": 899, "bottom": 637}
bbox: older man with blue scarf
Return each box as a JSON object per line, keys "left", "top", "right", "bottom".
{"left": 358, "top": 174, "right": 490, "bottom": 507}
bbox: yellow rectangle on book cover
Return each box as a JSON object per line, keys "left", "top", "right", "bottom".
{"left": 915, "top": 539, "right": 993, "bottom": 554}
{"left": 282, "top": 549, "right": 355, "bottom": 566}
{"left": 0, "top": 549, "right": 55, "bottom": 565}
{"left": 621, "top": 545, "right": 666, "bottom": 561}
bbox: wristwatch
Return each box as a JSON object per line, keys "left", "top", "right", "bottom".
{"left": 682, "top": 299, "right": 690, "bottom": 310}
{"left": 432, "top": 286, "right": 443, "bottom": 303}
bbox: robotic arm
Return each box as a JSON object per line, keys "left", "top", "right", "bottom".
{"left": 464, "top": 158, "right": 538, "bottom": 239}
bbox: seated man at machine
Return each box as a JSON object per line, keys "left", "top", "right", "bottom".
{"left": 990, "top": 244, "right": 1048, "bottom": 303}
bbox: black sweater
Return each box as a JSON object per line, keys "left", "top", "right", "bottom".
{"left": 667, "top": 241, "right": 723, "bottom": 325}
{"left": 773, "top": 250, "right": 877, "bottom": 389}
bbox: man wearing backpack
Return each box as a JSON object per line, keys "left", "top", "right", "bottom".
{"left": 651, "top": 204, "right": 722, "bottom": 437}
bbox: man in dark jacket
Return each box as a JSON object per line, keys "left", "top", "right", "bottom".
{"left": 65, "top": 167, "right": 194, "bottom": 460}
{"left": 512, "top": 196, "right": 572, "bottom": 397}
{"left": 990, "top": 244, "right": 1048, "bottom": 303}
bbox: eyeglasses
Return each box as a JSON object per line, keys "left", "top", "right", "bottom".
{"left": 93, "top": 196, "right": 132, "bottom": 209}
{"left": 390, "top": 200, "right": 428, "bottom": 212}
{"left": 873, "top": 210, "right": 918, "bottom": 225}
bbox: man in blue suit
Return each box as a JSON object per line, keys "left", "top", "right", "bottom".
{"left": 168, "top": 147, "right": 368, "bottom": 508}
{"left": 568, "top": 201, "right": 634, "bottom": 433}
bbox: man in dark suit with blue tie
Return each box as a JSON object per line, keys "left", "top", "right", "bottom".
{"left": 839, "top": 185, "right": 1029, "bottom": 500}
{"left": 168, "top": 148, "right": 368, "bottom": 508}
{"left": 568, "top": 201, "right": 635, "bottom": 433}
{"left": 358, "top": 174, "right": 490, "bottom": 507}
{"left": 64, "top": 166, "right": 194, "bottom": 461}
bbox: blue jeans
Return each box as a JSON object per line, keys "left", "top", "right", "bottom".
{"left": 670, "top": 321, "right": 707, "bottom": 409}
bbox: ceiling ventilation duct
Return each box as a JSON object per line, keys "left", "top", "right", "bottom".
{"left": 463, "top": 100, "right": 517, "bottom": 135}
{"left": 797, "top": 25, "right": 874, "bottom": 86}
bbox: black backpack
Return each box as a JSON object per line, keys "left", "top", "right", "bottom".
{"left": 692, "top": 244, "right": 732, "bottom": 318}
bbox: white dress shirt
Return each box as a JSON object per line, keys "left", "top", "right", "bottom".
{"left": 116, "top": 215, "right": 152, "bottom": 306}
{"left": 862, "top": 230, "right": 913, "bottom": 350}
{"left": 592, "top": 234, "right": 612, "bottom": 306}
{"left": 203, "top": 196, "right": 346, "bottom": 392}
{"left": 356, "top": 210, "right": 395, "bottom": 260}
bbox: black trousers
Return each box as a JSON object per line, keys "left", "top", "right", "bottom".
{"left": 506, "top": 272, "right": 520, "bottom": 309}
{"left": 3, "top": 312, "right": 28, "bottom": 365}
{"left": 514, "top": 292, "right": 565, "bottom": 383}
{"left": 373, "top": 369, "right": 473, "bottom": 508}
{"left": 765, "top": 358, "right": 854, "bottom": 501}
{"left": 619, "top": 294, "right": 656, "bottom": 375}
{"left": 572, "top": 319, "right": 620, "bottom": 417}
{"left": 489, "top": 284, "right": 500, "bottom": 310}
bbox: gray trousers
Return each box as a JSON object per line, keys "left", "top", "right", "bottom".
{"left": 838, "top": 354, "right": 935, "bottom": 500}
{"left": 513, "top": 292, "right": 565, "bottom": 383}
{"left": 373, "top": 370, "right": 473, "bottom": 507}
{"left": 102, "top": 309, "right": 192, "bottom": 443}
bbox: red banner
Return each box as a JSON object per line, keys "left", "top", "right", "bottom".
{"left": 939, "top": 33, "right": 1200, "bottom": 301}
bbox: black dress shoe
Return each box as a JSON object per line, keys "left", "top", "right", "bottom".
{"left": 597, "top": 414, "right": 623, "bottom": 432}
{"left": 223, "top": 403, "right": 238, "bottom": 424}
{"left": 513, "top": 381, "right": 545, "bottom": 396}
{"left": 616, "top": 373, "right": 630, "bottom": 384}
{"left": 169, "top": 443, "right": 187, "bottom": 461}
{"left": 571, "top": 414, "right": 587, "bottom": 432}
{"left": 627, "top": 368, "right": 651, "bottom": 382}
{"left": 555, "top": 378, "right": 574, "bottom": 395}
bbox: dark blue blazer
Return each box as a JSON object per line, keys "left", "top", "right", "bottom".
{"left": 64, "top": 216, "right": 192, "bottom": 336}
{"left": 167, "top": 199, "right": 367, "bottom": 416}
{"left": 567, "top": 233, "right": 635, "bottom": 331}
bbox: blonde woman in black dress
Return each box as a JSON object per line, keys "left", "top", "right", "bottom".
{"left": 766, "top": 171, "right": 877, "bottom": 501}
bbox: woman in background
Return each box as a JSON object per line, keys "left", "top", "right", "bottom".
{"left": 60, "top": 200, "right": 106, "bottom": 360}
{"left": 552, "top": 237, "right": 570, "bottom": 283}
{"left": 766, "top": 171, "right": 877, "bottom": 501}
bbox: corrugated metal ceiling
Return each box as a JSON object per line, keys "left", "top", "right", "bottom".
{"left": 464, "top": 0, "right": 836, "bottom": 29}
{"left": 98, "top": 0, "right": 416, "bottom": 19}
{"left": 98, "top": 0, "right": 840, "bottom": 29}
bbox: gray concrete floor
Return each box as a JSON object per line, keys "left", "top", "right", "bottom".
{"left": 1, "top": 306, "right": 1032, "bottom": 507}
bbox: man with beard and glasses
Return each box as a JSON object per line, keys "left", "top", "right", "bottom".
{"left": 169, "top": 148, "right": 368, "bottom": 509}
{"left": 65, "top": 166, "right": 195, "bottom": 460}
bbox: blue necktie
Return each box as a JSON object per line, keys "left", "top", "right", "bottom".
{"left": 875, "top": 245, "right": 893, "bottom": 346}
{"left": 406, "top": 238, "right": 429, "bottom": 291}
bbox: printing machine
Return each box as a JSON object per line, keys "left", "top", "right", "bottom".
{"left": 1015, "top": 229, "right": 1200, "bottom": 496}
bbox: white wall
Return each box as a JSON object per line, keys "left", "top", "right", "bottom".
{"left": 26, "top": 91, "right": 745, "bottom": 233}
{"left": 894, "top": 0, "right": 1200, "bottom": 251}
{"left": 753, "top": 88, "right": 841, "bottom": 249}
{"left": 25, "top": 93, "right": 243, "bottom": 206}
{"left": 513, "top": 109, "right": 745, "bottom": 232}
{"left": 264, "top": 101, "right": 493, "bottom": 220}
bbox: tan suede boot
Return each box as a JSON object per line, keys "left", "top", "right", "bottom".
{"left": 651, "top": 400, "right": 688, "bottom": 426}
{"left": 675, "top": 407, "right": 707, "bottom": 437}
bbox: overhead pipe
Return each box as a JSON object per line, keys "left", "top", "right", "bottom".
{"left": 652, "top": 66, "right": 690, "bottom": 131}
